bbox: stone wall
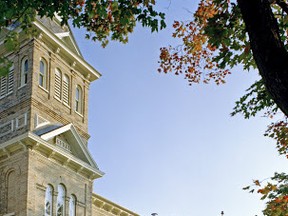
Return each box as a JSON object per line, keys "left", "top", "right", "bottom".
{"left": 0, "top": 40, "right": 33, "bottom": 144}
{"left": 27, "top": 149, "right": 94, "bottom": 216}
{"left": 0, "top": 37, "right": 91, "bottom": 144}
{"left": 31, "top": 39, "right": 90, "bottom": 142}
{"left": 0, "top": 151, "right": 29, "bottom": 216}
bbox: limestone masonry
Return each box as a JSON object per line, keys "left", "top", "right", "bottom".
{"left": 0, "top": 16, "right": 139, "bottom": 216}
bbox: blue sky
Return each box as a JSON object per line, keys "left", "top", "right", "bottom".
{"left": 73, "top": 1, "right": 288, "bottom": 215}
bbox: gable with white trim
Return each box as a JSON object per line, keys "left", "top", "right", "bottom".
{"left": 37, "top": 123, "right": 98, "bottom": 169}
{"left": 37, "top": 16, "right": 82, "bottom": 56}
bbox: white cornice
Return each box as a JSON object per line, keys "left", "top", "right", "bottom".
{"left": 29, "top": 132, "right": 104, "bottom": 176}
{"left": 92, "top": 193, "right": 140, "bottom": 216}
{"left": 0, "top": 132, "right": 104, "bottom": 179}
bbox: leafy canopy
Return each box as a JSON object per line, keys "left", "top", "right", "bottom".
{"left": 0, "top": 0, "right": 166, "bottom": 75}
{"left": 159, "top": 0, "right": 288, "bottom": 215}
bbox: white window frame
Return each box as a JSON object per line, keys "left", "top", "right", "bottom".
{"left": 56, "top": 184, "right": 66, "bottom": 216}
{"left": 45, "top": 185, "right": 53, "bottom": 216}
{"left": 69, "top": 195, "right": 76, "bottom": 216}
{"left": 39, "top": 58, "right": 48, "bottom": 89}
{"left": 75, "top": 85, "right": 82, "bottom": 114}
{"left": 20, "top": 57, "right": 28, "bottom": 87}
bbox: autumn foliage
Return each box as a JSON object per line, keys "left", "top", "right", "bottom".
{"left": 158, "top": 0, "right": 254, "bottom": 85}
{"left": 159, "top": 0, "right": 288, "bottom": 215}
{"left": 0, "top": 0, "right": 166, "bottom": 76}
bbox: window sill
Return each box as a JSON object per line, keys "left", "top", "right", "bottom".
{"left": 75, "top": 110, "right": 83, "bottom": 118}
{"left": 18, "top": 84, "right": 27, "bottom": 90}
{"left": 0, "top": 92, "right": 13, "bottom": 100}
{"left": 4, "top": 213, "right": 15, "bottom": 216}
{"left": 63, "top": 102, "right": 70, "bottom": 109}
{"left": 38, "top": 85, "right": 49, "bottom": 93}
{"left": 54, "top": 96, "right": 62, "bottom": 103}
{"left": 53, "top": 97, "right": 71, "bottom": 109}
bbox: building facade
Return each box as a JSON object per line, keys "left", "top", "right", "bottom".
{"left": 0, "top": 16, "right": 138, "bottom": 216}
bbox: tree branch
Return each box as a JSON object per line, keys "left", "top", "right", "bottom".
{"left": 237, "top": 0, "right": 288, "bottom": 117}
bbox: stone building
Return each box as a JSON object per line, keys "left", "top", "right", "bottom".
{"left": 0, "top": 16, "right": 139, "bottom": 216}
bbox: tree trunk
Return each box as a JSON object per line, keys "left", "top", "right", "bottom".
{"left": 237, "top": 0, "right": 288, "bottom": 117}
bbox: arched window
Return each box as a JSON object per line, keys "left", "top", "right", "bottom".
{"left": 7, "top": 170, "right": 16, "bottom": 213}
{"left": 56, "top": 184, "right": 66, "bottom": 216}
{"left": 45, "top": 185, "right": 53, "bottom": 216}
{"left": 69, "top": 195, "right": 76, "bottom": 216}
{"left": 55, "top": 69, "right": 62, "bottom": 99}
{"left": 39, "top": 58, "right": 48, "bottom": 89}
{"left": 63, "top": 75, "right": 70, "bottom": 105}
{"left": 75, "top": 86, "right": 82, "bottom": 114}
{"left": 20, "top": 57, "right": 28, "bottom": 86}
